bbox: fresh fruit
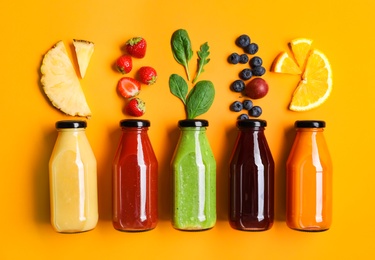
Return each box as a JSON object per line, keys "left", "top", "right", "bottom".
{"left": 252, "top": 66, "right": 266, "bottom": 76}
{"left": 117, "top": 77, "right": 141, "bottom": 98}
{"left": 249, "top": 106, "right": 262, "bottom": 117}
{"left": 249, "top": 56, "right": 263, "bottom": 68}
{"left": 238, "top": 114, "right": 249, "bottom": 120}
{"left": 239, "top": 68, "right": 252, "bottom": 80}
{"left": 288, "top": 38, "right": 313, "bottom": 68}
{"left": 228, "top": 53, "right": 240, "bottom": 64}
{"left": 126, "top": 37, "right": 147, "bottom": 58}
{"left": 245, "top": 78, "right": 269, "bottom": 99}
{"left": 73, "top": 39, "right": 94, "bottom": 79}
{"left": 230, "top": 80, "right": 245, "bottom": 92}
{"left": 230, "top": 101, "right": 243, "bottom": 112}
{"left": 243, "top": 99, "right": 253, "bottom": 110}
{"left": 239, "top": 54, "right": 249, "bottom": 64}
{"left": 271, "top": 51, "right": 302, "bottom": 75}
{"left": 271, "top": 38, "right": 332, "bottom": 111}
{"left": 289, "top": 49, "right": 332, "bottom": 111}
{"left": 138, "top": 66, "right": 157, "bottom": 85}
{"left": 41, "top": 41, "right": 91, "bottom": 117}
{"left": 115, "top": 54, "right": 132, "bottom": 74}
{"left": 126, "top": 98, "right": 145, "bottom": 117}
{"left": 244, "top": 43, "right": 258, "bottom": 55}
{"left": 235, "top": 34, "right": 250, "bottom": 48}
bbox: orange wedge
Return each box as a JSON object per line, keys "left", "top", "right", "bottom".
{"left": 271, "top": 51, "right": 302, "bottom": 75}
{"left": 289, "top": 49, "right": 332, "bottom": 111}
{"left": 288, "top": 38, "right": 312, "bottom": 69}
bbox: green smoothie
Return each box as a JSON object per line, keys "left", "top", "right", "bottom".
{"left": 171, "top": 120, "right": 216, "bottom": 230}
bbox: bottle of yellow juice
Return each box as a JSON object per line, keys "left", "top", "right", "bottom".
{"left": 49, "top": 120, "right": 98, "bottom": 233}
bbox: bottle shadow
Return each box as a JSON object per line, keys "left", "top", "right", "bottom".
{"left": 33, "top": 126, "right": 56, "bottom": 224}
{"left": 274, "top": 125, "right": 295, "bottom": 222}
{"left": 158, "top": 124, "right": 179, "bottom": 221}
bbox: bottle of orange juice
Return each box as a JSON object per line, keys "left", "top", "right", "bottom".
{"left": 49, "top": 120, "right": 98, "bottom": 233}
{"left": 286, "top": 120, "right": 332, "bottom": 231}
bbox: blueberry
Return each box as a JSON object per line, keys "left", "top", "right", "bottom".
{"left": 235, "top": 34, "right": 251, "bottom": 48}
{"left": 239, "top": 68, "right": 253, "bottom": 80}
{"left": 252, "top": 66, "right": 266, "bottom": 76}
{"left": 237, "top": 114, "right": 249, "bottom": 120}
{"left": 239, "top": 54, "right": 249, "bottom": 64}
{"left": 249, "top": 56, "right": 263, "bottom": 68}
{"left": 244, "top": 43, "right": 259, "bottom": 55}
{"left": 230, "top": 101, "right": 243, "bottom": 112}
{"left": 249, "top": 106, "right": 262, "bottom": 117}
{"left": 228, "top": 53, "right": 240, "bottom": 64}
{"left": 230, "top": 80, "right": 245, "bottom": 92}
{"left": 243, "top": 99, "right": 253, "bottom": 110}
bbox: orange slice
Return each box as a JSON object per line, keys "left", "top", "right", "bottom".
{"left": 288, "top": 38, "right": 312, "bottom": 69}
{"left": 271, "top": 51, "right": 302, "bottom": 75}
{"left": 289, "top": 49, "right": 332, "bottom": 111}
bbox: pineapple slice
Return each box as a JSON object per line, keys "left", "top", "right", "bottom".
{"left": 73, "top": 39, "right": 94, "bottom": 78}
{"left": 40, "top": 41, "right": 91, "bottom": 117}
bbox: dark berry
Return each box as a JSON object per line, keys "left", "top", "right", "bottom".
{"left": 249, "top": 56, "right": 263, "bottom": 68}
{"left": 235, "top": 34, "right": 251, "bottom": 48}
{"left": 243, "top": 99, "right": 253, "bottom": 110}
{"left": 252, "top": 66, "right": 266, "bottom": 76}
{"left": 239, "top": 54, "right": 249, "bottom": 64}
{"left": 238, "top": 114, "right": 249, "bottom": 120}
{"left": 228, "top": 53, "right": 240, "bottom": 64}
{"left": 230, "top": 80, "right": 245, "bottom": 92}
{"left": 239, "top": 68, "right": 253, "bottom": 80}
{"left": 244, "top": 43, "right": 259, "bottom": 55}
{"left": 230, "top": 101, "right": 243, "bottom": 112}
{"left": 249, "top": 106, "right": 262, "bottom": 117}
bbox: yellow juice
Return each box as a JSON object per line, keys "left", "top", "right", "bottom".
{"left": 49, "top": 121, "right": 98, "bottom": 233}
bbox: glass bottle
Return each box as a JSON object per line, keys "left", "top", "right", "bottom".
{"left": 113, "top": 119, "right": 158, "bottom": 231}
{"left": 171, "top": 119, "right": 216, "bottom": 231}
{"left": 229, "top": 119, "right": 274, "bottom": 231}
{"left": 49, "top": 120, "right": 98, "bottom": 233}
{"left": 286, "top": 120, "right": 332, "bottom": 231}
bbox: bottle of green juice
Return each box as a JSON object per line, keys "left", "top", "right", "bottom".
{"left": 171, "top": 119, "right": 216, "bottom": 231}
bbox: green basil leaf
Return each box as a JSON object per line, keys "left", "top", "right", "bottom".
{"left": 169, "top": 74, "right": 188, "bottom": 104}
{"left": 171, "top": 29, "right": 193, "bottom": 80}
{"left": 186, "top": 80, "right": 215, "bottom": 119}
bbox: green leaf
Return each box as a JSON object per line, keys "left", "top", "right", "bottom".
{"left": 192, "top": 42, "right": 210, "bottom": 84}
{"left": 171, "top": 29, "right": 193, "bottom": 81}
{"left": 169, "top": 74, "right": 188, "bottom": 104}
{"left": 186, "top": 80, "right": 215, "bottom": 119}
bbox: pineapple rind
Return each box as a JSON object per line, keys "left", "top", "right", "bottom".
{"left": 73, "top": 39, "right": 94, "bottom": 79}
{"left": 40, "top": 41, "right": 91, "bottom": 117}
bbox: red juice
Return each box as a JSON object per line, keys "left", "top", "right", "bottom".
{"left": 113, "top": 120, "right": 158, "bottom": 231}
{"left": 229, "top": 120, "right": 274, "bottom": 231}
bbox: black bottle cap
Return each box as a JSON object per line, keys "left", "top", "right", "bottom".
{"left": 178, "top": 119, "right": 209, "bottom": 127}
{"left": 295, "top": 120, "right": 325, "bottom": 128}
{"left": 120, "top": 119, "right": 150, "bottom": 127}
{"left": 55, "top": 120, "right": 87, "bottom": 129}
{"left": 237, "top": 119, "right": 267, "bottom": 128}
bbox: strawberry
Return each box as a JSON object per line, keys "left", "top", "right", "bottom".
{"left": 126, "top": 98, "right": 145, "bottom": 117}
{"left": 138, "top": 66, "right": 157, "bottom": 85}
{"left": 117, "top": 77, "right": 141, "bottom": 99}
{"left": 126, "top": 37, "right": 147, "bottom": 58}
{"left": 115, "top": 54, "right": 132, "bottom": 74}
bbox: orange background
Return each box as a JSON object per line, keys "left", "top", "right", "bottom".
{"left": 1, "top": 0, "right": 374, "bottom": 259}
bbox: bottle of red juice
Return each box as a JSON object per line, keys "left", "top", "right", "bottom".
{"left": 112, "top": 119, "right": 158, "bottom": 231}
{"left": 229, "top": 119, "right": 274, "bottom": 231}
